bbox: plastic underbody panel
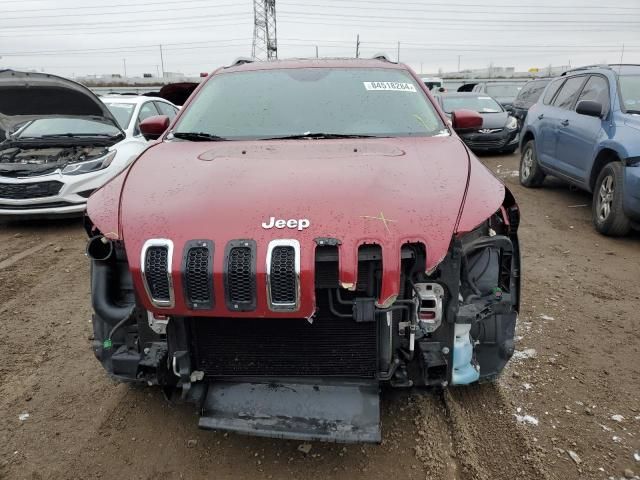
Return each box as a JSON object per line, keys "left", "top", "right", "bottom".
{"left": 198, "top": 381, "right": 381, "bottom": 443}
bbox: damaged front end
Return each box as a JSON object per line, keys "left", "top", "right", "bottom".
{"left": 84, "top": 192, "right": 520, "bottom": 443}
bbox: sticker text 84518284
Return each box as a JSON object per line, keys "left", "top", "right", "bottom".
{"left": 363, "top": 81, "right": 417, "bottom": 92}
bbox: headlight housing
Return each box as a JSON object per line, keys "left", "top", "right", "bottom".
{"left": 505, "top": 116, "right": 518, "bottom": 130}
{"left": 62, "top": 150, "right": 117, "bottom": 176}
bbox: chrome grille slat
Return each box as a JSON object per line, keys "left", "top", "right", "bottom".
{"left": 141, "top": 239, "right": 174, "bottom": 308}
{"left": 266, "top": 239, "right": 300, "bottom": 311}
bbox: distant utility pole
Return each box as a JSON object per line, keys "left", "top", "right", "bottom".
{"left": 252, "top": 0, "right": 277, "bottom": 60}
{"left": 315, "top": 45, "right": 319, "bottom": 58}
{"left": 397, "top": 41, "right": 400, "bottom": 62}
{"left": 619, "top": 43, "right": 625, "bottom": 65}
{"left": 159, "top": 45, "right": 165, "bottom": 78}
{"left": 155, "top": 65, "right": 160, "bottom": 77}
{"left": 123, "top": 58, "right": 127, "bottom": 78}
{"left": 457, "top": 55, "right": 461, "bottom": 72}
{"left": 355, "top": 34, "right": 360, "bottom": 58}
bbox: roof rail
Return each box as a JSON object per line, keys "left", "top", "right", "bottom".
{"left": 561, "top": 64, "right": 612, "bottom": 75}
{"left": 371, "top": 53, "right": 396, "bottom": 63}
{"left": 226, "top": 57, "right": 254, "bottom": 68}
{"left": 606, "top": 63, "right": 640, "bottom": 68}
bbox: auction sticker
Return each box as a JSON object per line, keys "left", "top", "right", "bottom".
{"left": 364, "top": 81, "right": 417, "bottom": 92}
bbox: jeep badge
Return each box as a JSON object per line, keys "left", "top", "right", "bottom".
{"left": 261, "top": 217, "right": 310, "bottom": 231}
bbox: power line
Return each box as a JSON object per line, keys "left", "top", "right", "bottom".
{"left": 4, "top": 3, "right": 246, "bottom": 20}
{"left": 281, "top": 37, "right": 640, "bottom": 49}
{"left": 4, "top": 0, "right": 226, "bottom": 14}
{"left": 7, "top": 11, "right": 637, "bottom": 32}
{"left": 278, "top": 10, "right": 640, "bottom": 25}
{"left": 2, "top": 12, "right": 250, "bottom": 30}
{"left": 276, "top": 15, "right": 640, "bottom": 32}
{"left": 284, "top": 0, "right": 640, "bottom": 10}
{"left": 0, "top": 39, "right": 253, "bottom": 56}
{"left": 278, "top": 1, "right": 640, "bottom": 15}
{"left": 0, "top": 20, "right": 251, "bottom": 38}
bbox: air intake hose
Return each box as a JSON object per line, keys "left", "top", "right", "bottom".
{"left": 89, "top": 237, "right": 134, "bottom": 326}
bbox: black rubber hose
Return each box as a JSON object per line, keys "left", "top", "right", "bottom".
{"left": 86, "top": 235, "right": 114, "bottom": 261}
{"left": 106, "top": 306, "right": 136, "bottom": 343}
{"left": 327, "top": 290, "right": 352, "bottom": 318}
{"left": 335, "top": 288, "right": 352, "bottom": 306}
{"left": 91, "top": 260, "right": 135, "bottom": 326}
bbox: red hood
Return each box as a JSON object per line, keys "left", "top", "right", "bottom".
{"left": 88, "top": 136, "right": 505, "bottom": 317}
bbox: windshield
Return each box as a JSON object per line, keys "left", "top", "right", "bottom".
{"left": 105, "top": 102, "right": 135, "bottom": 129}
{"left": 15, "top": 118, "right": 122, "bottom": 139}
{"left": 173, "top": 68, "right": 446, "bottom": 139}
{"left": 485, "top": 84, "right": 522, "bottom": 98}
{"left": 441, "top": 95, "right": 503, "bottom": 113}
{"left": 618, "top": 75, "right": 640, "bottom": 112}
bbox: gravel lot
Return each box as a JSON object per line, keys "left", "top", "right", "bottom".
{"left": 1, "top": 151, "right": 638, "bottom": 480}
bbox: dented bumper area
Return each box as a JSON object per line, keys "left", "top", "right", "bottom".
{"left": 86, "top": 201, "right": 520, "bottom": 443}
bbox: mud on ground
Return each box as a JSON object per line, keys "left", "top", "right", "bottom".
{"left": 0, "top": 152, "right": 638, "bottom": 480}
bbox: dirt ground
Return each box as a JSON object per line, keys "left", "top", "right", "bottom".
{"left": 1, "top": 151, "right": 638, "bottom": 480}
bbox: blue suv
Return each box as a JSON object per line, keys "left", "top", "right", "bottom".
{"left": 519, "top": 65, "right": 640, "bottom": 236}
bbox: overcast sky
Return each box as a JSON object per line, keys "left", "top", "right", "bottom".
{"left": 1, "top": 0, "right": 639, "bottom": 77}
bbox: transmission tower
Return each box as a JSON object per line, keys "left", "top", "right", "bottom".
{"left": 252, "top": 0, "right": 277, "bottom": 61}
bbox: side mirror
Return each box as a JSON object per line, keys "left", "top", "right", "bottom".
{"left": 139, "top": 115, "right": 170, "bottom": 141}
{"left": 451, "top": 109, "right": 483, "bottom": 132}
{"left": 576, "top": 100, "right": 603, "bottom": 118}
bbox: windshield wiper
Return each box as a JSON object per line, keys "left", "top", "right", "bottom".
{"left": 41, "top": 133, "right": 119, "bottom": 138}
{"left": 627, "top": 109, "right": 640, "bottom": 114}
{"left": 171, "top": 132, "right": 229, "bottom": 141}
{"left": 261, "top": 132, "right": 380, "bottom": 140}
{"left": 18, "top": 133, "right": 122, "bottom": 140}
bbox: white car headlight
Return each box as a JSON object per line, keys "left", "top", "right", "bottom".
{"left": 62, "top": 150, "right": 117, "bottom": 176}
{"left": 506, "top": 116, "right": 518, "bottom": 130}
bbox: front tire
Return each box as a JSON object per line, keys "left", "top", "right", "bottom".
{"left": 519, "top": 140, "right": 545, "bottom": 187}
{"left": 592, "top": 162, "right": 631, "bottom": 236}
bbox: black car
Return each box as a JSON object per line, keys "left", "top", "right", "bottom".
{"left": 469, "top": 82, "right": 523, "bottom": 112}
{"left": 435, "top": 92, "right": 520, "bottom": 154}
{"left": 511, "top": 78, "right": 551, "bottom": 126}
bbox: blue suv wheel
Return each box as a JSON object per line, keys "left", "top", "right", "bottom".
{"left": 592, "top": 162, "right": 631, "bottom": 236}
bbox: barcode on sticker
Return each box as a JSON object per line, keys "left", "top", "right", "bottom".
{"left": 363, "top": 81, "right": 417, "bottom": 92}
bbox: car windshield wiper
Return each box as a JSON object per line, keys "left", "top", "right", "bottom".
{"left": 627, "top": 109, "right": 640, "bottom": 114}
{"left": 261, "top": 132, "right": 381, "bottom": 140}
{"left": 42, "top": 133, "right": 119, "bottom": 138}
{"left": 18, "top": 133, "right": 122, "bottom": 140}
{"left": 171, "top": 132, "right": 229, "bottom": 141}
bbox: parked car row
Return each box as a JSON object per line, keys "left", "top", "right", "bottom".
{"left": 439, "top": 66, "right": 639, "bottom": 237}
{"left": 2, "top": 64, "right": 638, "bottom": 239}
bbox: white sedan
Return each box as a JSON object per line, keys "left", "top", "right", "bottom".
{"left": 100, "top": 94, "right": 179, "bottom": 145}
{"left": 0, "top": 71, "right": 178, "bottom": 218}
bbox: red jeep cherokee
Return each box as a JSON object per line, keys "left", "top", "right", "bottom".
{"left": 85, "top": 57, "right": 521, "bottom": 443}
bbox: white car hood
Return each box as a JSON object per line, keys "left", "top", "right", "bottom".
{"left": 0, "top": 70, "right": 123, "bottom": 135}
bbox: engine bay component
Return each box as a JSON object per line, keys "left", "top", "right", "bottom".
{"left": 0, "top": 145, "right": 109, "bottom": 177}
{"left": 413, "top": 282, "right": 444, "bottom": 333}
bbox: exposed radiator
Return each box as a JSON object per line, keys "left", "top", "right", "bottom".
{"left": 191, "top": 314, "right": 378, "bottom": 378}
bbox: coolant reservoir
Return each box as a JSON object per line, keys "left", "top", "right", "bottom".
{"left": 451, "top": 323, "right": 480, "bottom": 385}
